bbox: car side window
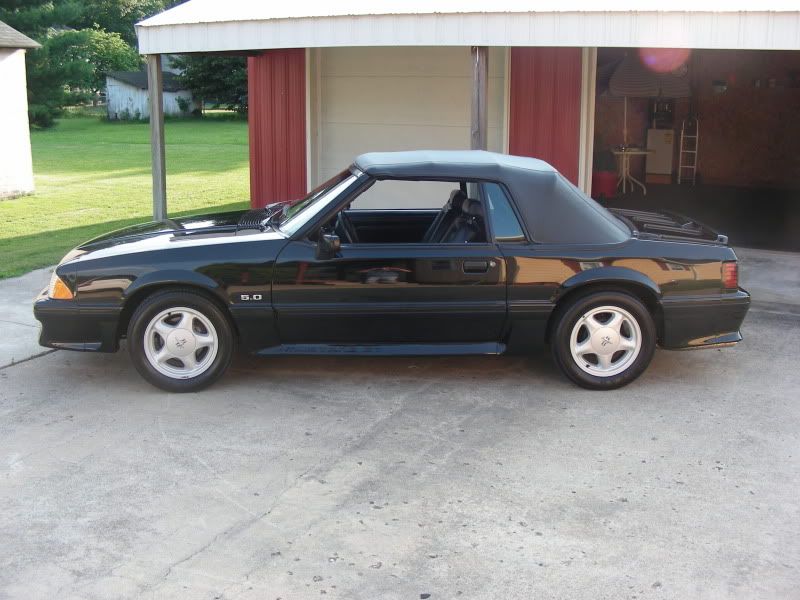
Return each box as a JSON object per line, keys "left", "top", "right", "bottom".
{"left": 327, "top": 178, "right": 491, "bottom": 245}
{"left": 349, "top": 179, "right": 455, "bottom": 209}
{"left": 482, "top": 183, "right": 526, "bottom": 242}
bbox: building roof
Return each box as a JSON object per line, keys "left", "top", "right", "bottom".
{"left": 107, "top": 70, "right": 186, "bottom": 93}
{"left": 139, "top": 1, "right": 800, "bottom": 26}
{"left": 0, "top": 21, "right": 40, "bottom": 50}
{"left": 136, "top": 0, "right": 800, "bottom": 54}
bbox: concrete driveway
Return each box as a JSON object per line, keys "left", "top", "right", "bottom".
{"left": 1, "top": 249, "right": 799, "bottom": 599}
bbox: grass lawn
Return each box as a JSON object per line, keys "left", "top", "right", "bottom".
{"left": 0, "top": 116, "right": 250, "bottom": 279}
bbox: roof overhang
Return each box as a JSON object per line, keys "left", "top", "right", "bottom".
{"left": 136, "top": 0, "right": 800, "bottom": 54}
{"left": 0, "top": 20, "right": 41, "bottom": 50}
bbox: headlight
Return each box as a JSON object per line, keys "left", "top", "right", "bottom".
{"left": 47, "top": 272, "right": 74, "bottom": 300}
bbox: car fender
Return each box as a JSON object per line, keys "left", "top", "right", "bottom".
{"left": 122, "top": 269, "right": 227, "bottom": 305}
{"left": 554, "top": 266, "right": 662, "bottom": 304}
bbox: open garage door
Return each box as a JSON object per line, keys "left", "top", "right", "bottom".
{"left": 595, "top": 48, "right": 800, "bottom": 252}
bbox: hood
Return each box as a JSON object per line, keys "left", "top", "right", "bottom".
{"left": 62, "top": 208, "right": 287, "bottom": 266}
{"left": 78, "top": 210, "right": 249, "bottom": 251}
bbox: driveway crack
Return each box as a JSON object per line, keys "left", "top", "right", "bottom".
{"left": 0, "top": 349, "right": 57, "bottom": 371}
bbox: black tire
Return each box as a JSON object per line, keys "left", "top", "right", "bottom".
{"left": 127, "top": 289, "right": 234, "bottom": 392}
{"left": 550, "top": 291, "right": 656, "bottom": 390}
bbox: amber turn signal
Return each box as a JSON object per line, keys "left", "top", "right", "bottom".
{"left": 49, "top": 274, "right": 74, "bottom": 300}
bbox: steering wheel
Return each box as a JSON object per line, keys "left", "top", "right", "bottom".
{"left": 335, "top": 210, "right": 359, "bottom": 244}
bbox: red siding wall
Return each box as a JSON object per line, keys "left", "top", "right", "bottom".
{"left": 509, "top": 47, "right": 582, "bottom": 184}
{"left": 248, "top": 49, "right": 306, "bottom": 208}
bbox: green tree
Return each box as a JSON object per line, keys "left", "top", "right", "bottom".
{"left": 75, "top": 0, "right": 173, "bottom": 46}
{"left": 0, "top": 0, "right": 83, "bottom": 38}
{"left": 53, "top": 28, "right": 141, "bottom": 94}
{"left": 170, "top": 55, "right": 248, "bottom": 114}
{"left": 17, "top": 27, "right": 141, "bottom": 127}
{"left": 1, "top": 0, "right": 171, "bottom": 127}
{"left": 1, "top": 0, "right": 84, "bottom": 126}
{"left": 25, "top": 34, "right": 90, "bottom": 127}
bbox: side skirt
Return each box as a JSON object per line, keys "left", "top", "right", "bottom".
{"left": 256, "top": 342, "right": 506, "bottom": 357}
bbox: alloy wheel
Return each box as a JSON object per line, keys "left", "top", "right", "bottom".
{"left": 568, "top": 305, "right": 642, "bottom": 377}
{"left": 143, "top": 307, "right": 219, "bottom": 379}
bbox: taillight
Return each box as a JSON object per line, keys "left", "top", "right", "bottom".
{"left": 722, "top": 261, "right": 738, "bottom": 289}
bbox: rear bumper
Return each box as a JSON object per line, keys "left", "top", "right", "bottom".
{"left": 34, "top": 292, "right": 120, "bottom": 352}
{"left": 660, "top": 289, "right": 751, "bottom": 349}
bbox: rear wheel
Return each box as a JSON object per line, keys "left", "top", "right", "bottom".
{"left": 127, "top": 290, "right": 234, "bottom": 392}
{"left": 551, "top": 291, "right": 656, "bottom": 390}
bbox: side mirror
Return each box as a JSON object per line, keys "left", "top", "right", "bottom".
{"left": 316, "top": 232, "right": 341, "bottom": 259}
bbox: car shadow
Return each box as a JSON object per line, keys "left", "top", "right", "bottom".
{"left": 227, "top": 349, "right": 567, "bottom": 389}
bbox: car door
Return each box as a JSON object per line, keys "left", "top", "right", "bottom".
{"left": 272, "top": 239, "right": 506, "bottom": 345}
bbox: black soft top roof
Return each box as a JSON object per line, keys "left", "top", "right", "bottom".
{"left": 354, "top": 150, "right": 555, "bottom": 179}
{"left": 352, "top": 150, "right": 629, "bottom": 245}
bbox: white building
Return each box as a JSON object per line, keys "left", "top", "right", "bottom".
{"left": 0, "top": 21, "right": 39, "bottom": 198}
{"left": 106, "top": 67, "right": 198, "bottom": 120}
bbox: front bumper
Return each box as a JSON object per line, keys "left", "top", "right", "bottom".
{"left": 34, "top": 291, "right": 120, "bottom": 352}
{"left": 660, "top": 289, "right": 751, "bottom": 349}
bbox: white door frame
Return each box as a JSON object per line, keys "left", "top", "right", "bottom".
{"left": 578, "top": 47, "right": 597, "bottom": 196}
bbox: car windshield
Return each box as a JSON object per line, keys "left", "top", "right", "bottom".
{"left": 277, "top": 170, "right": 354, "bottom": 235}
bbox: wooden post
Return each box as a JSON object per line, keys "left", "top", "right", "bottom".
{"left": 471, "top": 46, "right": 488, "bottom": 150}
{"left": 146, "top": 54, "right": 166, "bottom": 221}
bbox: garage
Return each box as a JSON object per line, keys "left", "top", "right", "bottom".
{"left": 593, "top": 47, "right": 800, "bottom": 252}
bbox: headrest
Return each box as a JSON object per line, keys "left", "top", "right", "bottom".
{"left": 461, "top": 197, "right": 483, "bottom": 217}
{"left": 447, "top": 189, "right": 467, "bottom": 209}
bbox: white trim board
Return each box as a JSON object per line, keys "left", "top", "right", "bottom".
{"left": 502, "top": 48, "right": 510, "bottom": 155}
{"left": 139, "top": 1, "right": 800, "bottom": 27}
{"left": 138, "top": 11, "right": 800, "bottom": 54}
{"left": 578, "top": 47, "right": 597, "bottom": 196}
{"left": 304, "top": 48, "right": 312, "bottom": 193}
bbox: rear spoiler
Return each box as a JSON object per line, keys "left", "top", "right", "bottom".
{"left": 609, "top": 208, "right": 728, "bottom": 245}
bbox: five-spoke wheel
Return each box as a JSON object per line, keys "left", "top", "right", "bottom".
{"left": 552, "top": 291, "right": 656, "bottom": 390}
{"left": 128, "top": 290, "right": 233, "bottom": 392}
{"left": 143, "top": 307, "right": 219, "bottom": 379}
{"left": 569, "top": 305, "right": 642, "bottom": 377}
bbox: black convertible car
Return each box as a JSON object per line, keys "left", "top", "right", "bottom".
{"left": 34, "top": 151, "right": 750, "bottom": 392}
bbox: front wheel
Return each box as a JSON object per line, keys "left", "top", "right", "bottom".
{"left": 551, "top": 291, "right": 656, "bottom": 390}
{"left": 127, "top": 289, "right": 234, "bottom": 392}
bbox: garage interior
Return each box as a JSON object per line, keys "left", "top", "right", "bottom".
{"left": 593, "top": 47, "right": 800, "bottom": 252}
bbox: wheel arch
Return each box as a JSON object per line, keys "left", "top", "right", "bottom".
{"left": 546, "top": 269, "right": 663, "bottom": 344}
{"left": 117, "top": 275, "right": 237, "bottom": 342}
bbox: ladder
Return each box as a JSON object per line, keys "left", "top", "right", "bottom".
{"left": 678, "top": 118, "right": 699, "bottom": 185}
